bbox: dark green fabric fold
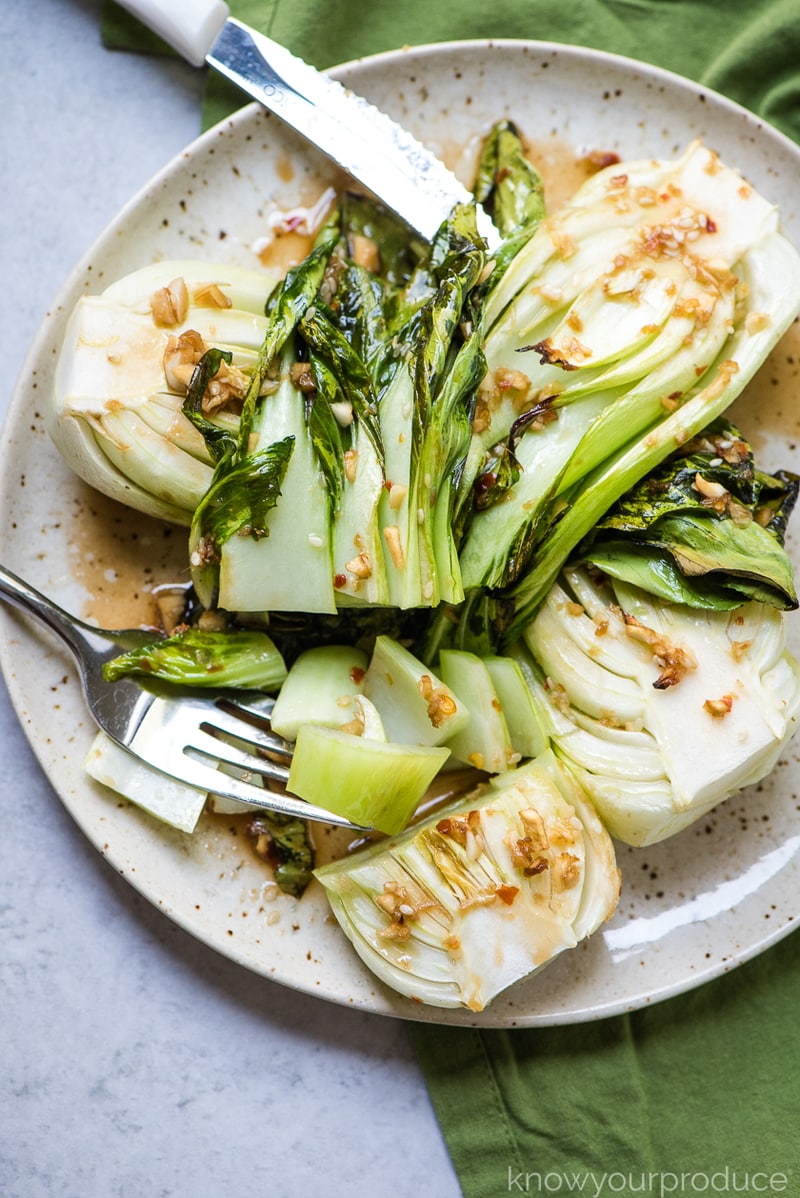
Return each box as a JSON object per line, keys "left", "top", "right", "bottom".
{"left": 101, "top": 3, "right": 800, "bottom": 1195}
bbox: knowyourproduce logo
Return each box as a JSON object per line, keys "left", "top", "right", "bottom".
{"left": 506, "top": 1168, "right": 790, "bottom": 1196}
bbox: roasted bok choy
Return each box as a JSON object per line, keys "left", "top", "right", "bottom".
{"left": 46, "top": 120, "right": 800, "bottom": 1007}
{"left": 519, "top": 564, "right": 800, "bottom": 845}
{"left": 315, "top": 752, "right": 620, "bottom": 1011}
{"left": 51, "top": 261, "right": 281, "bottom": 524}
{"left": 441, "top": 139, "right": 800, "bottom": 652}
{"left": 102, "top": 626, "right": 287, "bottom": 689}
{"left": 50, "top": 139, "right": 800, "bottom": 630}
{"left": 578, "top": 418, "right": 799, "bottom": 612}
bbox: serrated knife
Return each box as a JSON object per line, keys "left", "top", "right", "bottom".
{"left": 114, "top": 0, "right": 500, "bottom": 248}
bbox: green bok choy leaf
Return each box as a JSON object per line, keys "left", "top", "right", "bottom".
{"left": 103, "top": 626, "right": 287, "bottom": 690}
{"left": 580, "top": 418, "right": 799, "bottom": 610}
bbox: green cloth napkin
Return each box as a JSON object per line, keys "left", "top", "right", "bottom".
{"left": 103, "top": 3, "right": 800, "bottom": 1195}
{"left": 103, "top": 0, "right": 800, "bottom": 142}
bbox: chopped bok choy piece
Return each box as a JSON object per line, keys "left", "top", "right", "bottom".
{"left": 484, "top": 654, "right": 550, "bottom": 760}
{"left": 362, "top": 635, "right": 470, "bottom": 746}
{"left": 87, "top": 725, "right": 317, "bottom": 896}
{"left": 314, "top": 751, "right": 620, "bottom": 1010}
{"left": 287, "top": 724, "right": 450, "bottom": 835}
{"left": 437, "top": 649, "right": 517, "bottom": 773}
{"left": 523, "top": 564, "right": 800, "bottom": 845}
{"left": 85, "top": 731, "right": 208, "bottom": 834}
{"left": 269, "top": 644, "right": 369, "bottom": 740}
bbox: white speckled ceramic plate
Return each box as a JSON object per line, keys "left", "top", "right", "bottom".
{"left": 2, "top": 41, "right": 800, "bottom": 1027}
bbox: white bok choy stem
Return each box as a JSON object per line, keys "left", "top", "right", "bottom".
{"left": 207, "top": 345, "right": 338, "bottom": 614}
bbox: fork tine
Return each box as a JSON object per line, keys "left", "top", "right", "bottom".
{"left": 201, "top": 700, "right": 294, "bottom": 761}
{"left": 127, "top": 694, "right": 367, "bottom": 830}
{"left": 216, "top": 692, "right": 276, "bottom": 720}
{"left": 185, "top": 723, "right": 291, "bottom": 783}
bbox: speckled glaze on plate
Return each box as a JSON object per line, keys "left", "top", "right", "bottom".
{"left": 2, "top": 41, "right": 800, "bottom": 1027}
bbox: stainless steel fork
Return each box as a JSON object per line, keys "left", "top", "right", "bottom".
{"left": 0, "top": 563, "right": 366, "bottom": 830}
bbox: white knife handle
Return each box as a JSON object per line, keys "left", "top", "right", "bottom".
{"left": 115, "top": 0, "right": 230, "bottom": 68}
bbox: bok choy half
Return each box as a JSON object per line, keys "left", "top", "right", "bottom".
{"left": 518, "top": 563, "right": 800, "bottom": 846}
{"left": 315, "top": 751, "right": 620, "bottom": 1011}
{"left": 442, "top": 138, "right": 800, "bottom": 652}
{"left": 51, "top": 260, "right": 281, "bottom": 524}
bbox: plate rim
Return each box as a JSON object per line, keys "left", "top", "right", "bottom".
{"left": 3, "top": 36, "right": 800, "bottom": 1027}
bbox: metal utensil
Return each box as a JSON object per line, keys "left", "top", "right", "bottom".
{"left": 0, "top": 564, "right": 366, "bottom": 830}
{"left": 114, "top": 0, "right": 500, "bottom": 248}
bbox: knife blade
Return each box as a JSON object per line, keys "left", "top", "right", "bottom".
{"left": 114, "top": 0, "right": 500, "bottom": 248}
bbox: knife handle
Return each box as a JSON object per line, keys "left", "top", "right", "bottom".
{"left": 115, "top": 0, "right": 230, "bottom": 68}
